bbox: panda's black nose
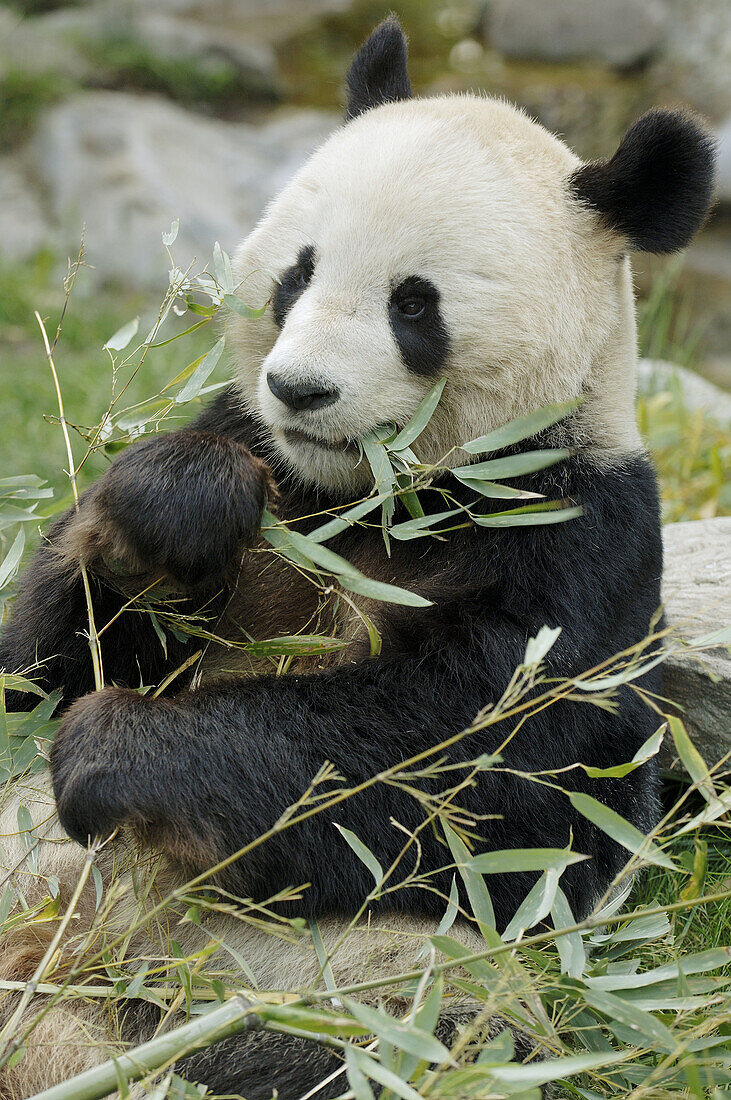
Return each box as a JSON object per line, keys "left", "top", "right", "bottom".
{"left": 267, "top": 373, "right": 340, "bottom": 412}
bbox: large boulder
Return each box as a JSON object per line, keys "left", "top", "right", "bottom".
{"left": 638, "top": 360, "right": 731, "bottom": 423}
{"left": 661, "top": 518, "right": 731, "bottom": 770}
{"left": 33, "top": 92, "right": 336, "bottom": 286}
{"left": 0, "top": 156, "right": 51, "bottom": 261}
{"left": 717, "top": 116, "right": 731, "bottom": 206}
{"left": 484, "top": 0, "right": 668, "bottom": 68}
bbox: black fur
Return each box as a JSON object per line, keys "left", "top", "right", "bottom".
{"left": 1, "top": 388, "right": 663, "bottom": 927}
{"left": 344, "top": 16, "right": 412, "bottom": 121}
{"left": 570, "top": 108, "right": 716, "bottom": 253}
{"left": 389, "top": 276, "right": 451, "bottom": 376}
{"left": 1, "top": 390, "right": 662, "bottom": 1094}
{"left": 178, "top": 1009, "right": 506, "bottom": 1098}
{"left": 272, "top": 243, "right": 317, "bottom": 328}
{"left": 181, "top": 1029, "right": 346, "bottom": 1100}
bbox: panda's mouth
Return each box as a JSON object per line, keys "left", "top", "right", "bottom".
{"left": 283, "top": 428, "right": 358, "bottom": 454}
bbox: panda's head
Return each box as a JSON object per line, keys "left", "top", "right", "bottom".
{"left": 228, "top": 17, "right": 715, "bottom": 494}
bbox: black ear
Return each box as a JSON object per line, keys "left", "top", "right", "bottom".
{"left": 570, "top": 109, "right": 716, "bottom": 253}
{"left": 344, "top": 16, "right": 412, "bottom": 122}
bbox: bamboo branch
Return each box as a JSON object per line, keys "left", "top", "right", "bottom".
{"left": 35, "top": 309, "right": 104, "bottom": 692}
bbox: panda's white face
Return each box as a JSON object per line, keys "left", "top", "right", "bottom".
{"left": 228, "top": 96, "right": 640, "bottom": 493}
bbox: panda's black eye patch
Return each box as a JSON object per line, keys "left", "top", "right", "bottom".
{"left": 389, "top": 277, "right": 450, "bottom": 377}
{"left": 272, "top": 244, "right": 316, "bottom": 328}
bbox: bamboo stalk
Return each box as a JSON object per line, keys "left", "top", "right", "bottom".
{"left": 35, "top": 310, "right": 104, "bottom": 692}
{"left": 28, "top": 995, "right": 256, "bottom": 1100}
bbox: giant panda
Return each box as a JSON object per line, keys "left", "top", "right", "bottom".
{"left": 0, "top": 16, "right": 716, "bottom": 1100}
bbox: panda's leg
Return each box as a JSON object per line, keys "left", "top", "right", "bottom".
{"left": 178, "top": 1015, "right": 551, "bottom": 1100}
{"left": 179, "top": 1030, "right": 347, "bottom": 1100}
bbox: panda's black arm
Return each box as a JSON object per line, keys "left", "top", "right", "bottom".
{"left": 0, "top": 390, "right": 273, "bottom": 709}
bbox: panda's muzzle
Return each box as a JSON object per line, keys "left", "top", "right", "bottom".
{"left": 283, "top": 428, "right": 352, "bottom": 452}
{"left": 266, "top": 372, "right": 340, "bottom": 412}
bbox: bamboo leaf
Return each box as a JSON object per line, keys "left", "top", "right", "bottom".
{"left": 551, "top": 886, "right": 586, "bottom": 978}
{"left": 340, "top": 575, "right": 432, "bottom": 608}
{"left": 243, "top": 635, "right": 348, "bottom": 657}
{"left": 453, "top": 448, "right": 572, "bottom": 481}
{"left": 346, "top": 1048, "right": 376, "bottom": 1100}
{"left": 213, "top": 242, "right": 234, "bottom": 294}
{"left": 345, "top": 999, "right": 449, "bottom": 1063}
{"left": 587, "top": 948, "right": 731, "bottom": 991}
{"left": 489, "top": 1051, "right": 633, "bottom": 1088}
{"left": 458, "top": 477, "right": 544, "bottom": 500}
{"left": 688, "top": 625, "right": 731, "bottom": 648}
{"left": 582, "top": 989, "right": 676, "bottom": 1052}
{"left": 572, "top": 652, "right": 666, "bottom": 692}
{"left": 390, "top": 508, "right": 464, "bottom": 541}
{"left": 307, "top": 495, "right": 390, "bottom": 543}
{"left": 503, "top": 869, "right": 560, "bottom": 941}
{"left": 175, "top": 337, "right": 225, "bottom": 403}
{"left": 468, "top": 848, "right": 587, "bottom": 875}
{"left": 334, "top": 825, "right": 384, "bottom": 887}
{"left": 0, "top": 675, "right": 46, "bottom": 700}
{"left": 462, "top": 400, "right": 581, "bottom": 454}
{"left": 0, "top": 527, "right": 25, "bottom": 591}
{"left": 104, "top": 317, "right": 139, "bottom": 352}
{"left": 472, "top": 503, "right": 583, "bottom": 528}
{"left": 444, "top": 823, "right": 496, "bottom": 934}
{"left": 580, "top": 725, "right": 665, "bottom": 779}
{"left": 668, "top": 715, "right": 715, "bottom": 800}
{"left": 347, "top": 1046, "right": 428, "bottom": 1100}
{"left": 567, "top": 792, "right": 675, "bottom": 870}
{"left": 224, "top": 294, "right": 268, "bottom": 319}
{"left": 524, "top": 625, "right": 562, "bottom": 667}
{"left": 162, "top": 219, "right": 179, "bottom": 247}
{"left": 390, "top": 378, "right": 446, "bottom": 451}
{"left": 261, "top": 517, "right": 362, "bottom": 579}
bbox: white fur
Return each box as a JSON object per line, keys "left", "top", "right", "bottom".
{"left": 227, "top": 93, "right": 642, "bottom": 494}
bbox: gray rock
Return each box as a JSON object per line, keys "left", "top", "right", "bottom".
{"left": 130, "top": 12, "right": 279, "bottom": 98}
{"left": 0, "top": 3, "right": 280, "bottom": 99}
{"left": 0, "top": 5, "right": 93, "bottom": 81}
{"left": 0, "top": 157, "right": 51, "bottom": 262}
{"left": 638, "top": 360, "right": 731, "bottom": 423}
{"left": 717, "top": 117, "right": 731, "bottom": 206}
{"left": 34, "top": 92, "right": 336, "bottom": 286}
{"left": 649, "top": 0, "right": 731, "bottom": 122}
{"left": 485, "top": 0, "right": 668, "bottom": 68}
{"left": 661, "top": 518, "right": 731, "bottom": 770}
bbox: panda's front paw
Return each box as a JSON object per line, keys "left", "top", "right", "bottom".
{"left": 50, "top": 688, "right": 156, "bottom": 846}
{"left": 89, "top": 431, "right": 277, "bottom": 586}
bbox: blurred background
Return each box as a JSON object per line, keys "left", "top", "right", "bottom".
{"left": 0, "top": 0, "right": 729, "bottom": 519}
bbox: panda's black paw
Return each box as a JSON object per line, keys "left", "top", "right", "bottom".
{"left": 87, "top": 431, "right": 277, "bottom": 586}
{"left": 50, "top": 688, "right": 159, "bottom": 846}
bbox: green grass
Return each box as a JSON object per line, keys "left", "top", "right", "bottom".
{"left": 630, "top": 815, "right": 731, "bottom": 971}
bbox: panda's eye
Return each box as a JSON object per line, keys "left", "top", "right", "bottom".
{"left": 396, "top": 297, "right": 426, "bottom": 320}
